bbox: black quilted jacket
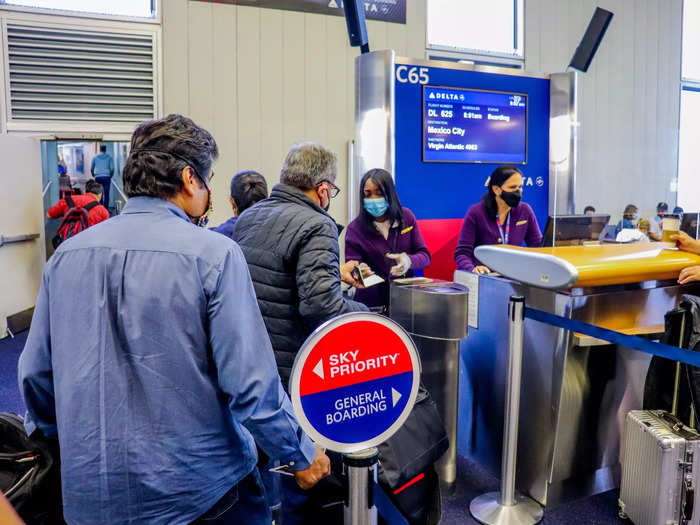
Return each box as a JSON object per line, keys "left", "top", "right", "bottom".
{"left": 233, "top": 183, "right": 367, "bottom": 388}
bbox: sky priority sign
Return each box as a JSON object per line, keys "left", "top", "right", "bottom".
{"left": 290, "top": 313, "right": 421, "bottom": 453}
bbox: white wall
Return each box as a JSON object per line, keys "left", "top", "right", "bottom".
{"left": 0, "top": 135, "right": 44, "bottom": 333}
{"left": 526, "top": 0, "right": 683, "bottom": 222}
{"left": 161, "top": 0, "right": 427, "bottom": 227}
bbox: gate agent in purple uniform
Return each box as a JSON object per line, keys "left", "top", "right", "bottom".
{"left": 345, "top": 169, "right": 431, "bottom": 309}
{"left": 455, "top": 165, "right": 542, "bottom": 274}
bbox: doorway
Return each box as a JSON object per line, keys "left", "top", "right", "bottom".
{"left": 41, "top": 140, "right": 130, "bottom": 258}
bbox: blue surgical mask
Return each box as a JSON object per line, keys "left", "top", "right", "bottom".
{"left": 633, "top": 213, "right": 639, "bottom": 221}
{"left": 364, "top": 197, "right": 389, "bottom": 218}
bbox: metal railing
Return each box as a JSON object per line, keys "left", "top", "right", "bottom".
{"left": 0, "top": 233, "right": 39, "bottom": 248}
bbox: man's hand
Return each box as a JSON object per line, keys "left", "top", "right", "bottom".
{"left": 472, "top": 265, "right": 490, "bottom": 275}
{"left": 293, "top": 446, "right": 331, "bottom": 490}
{"left": 341, "top": 260, "right": 364, "bottom": 288}
{"left": 679, "top": 265, "right": 700, "bottom": 285}
{"left": 671, "top": 231, "right": 700, "bottom": 254}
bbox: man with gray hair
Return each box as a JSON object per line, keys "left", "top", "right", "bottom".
{"left": 234, "top": 141, "right": 367, "bottom": 523}
{"left": 234, "top": 141, "right": 368, "bottom": 388}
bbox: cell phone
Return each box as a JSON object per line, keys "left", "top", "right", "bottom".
{"left": 351, "top": 265, "right": 385, "bottom": 288}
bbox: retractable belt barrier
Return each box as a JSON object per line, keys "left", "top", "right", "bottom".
{"left": 471, "top": 296, "right": 700, "bottom": 525}
{"left": 524, "top": 307, "right": 700, "bottom": 368}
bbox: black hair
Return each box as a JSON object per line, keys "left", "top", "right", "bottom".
{"left": 230, "top": 170, "right": 268, "bottom": 214}
{"left": 357, "top": 168, "right": 404, "bottom": 233}
{"left": 85, "top": 180, "right": 103, "bottom": 196}
{"left": 482, "top": 165, "right": 523, "bottom": 220}
{"left": 99, "top": 144, "right": 107, "bottom": 153}
{"left": 583, "top": 205, "right": 596, "bottom": 214}
{"left": 623, "top": 204, "right": 638, "bottom": 219}
{"left": 123, "top": 114, "right": 218, "bottom": 199}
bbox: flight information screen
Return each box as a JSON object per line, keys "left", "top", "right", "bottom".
{"left": 423, "top": 86, "right": 528, "bottom": 164}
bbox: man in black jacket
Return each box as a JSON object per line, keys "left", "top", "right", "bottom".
{"left": 234, "top": 142, "right": 368, "bottom": 389}
{"left": 234, "top": 142, "right": 367, "bottom": 524}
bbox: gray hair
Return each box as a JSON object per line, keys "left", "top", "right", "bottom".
{"left": 280, "top": 142, "right": 337, "bottom": 190}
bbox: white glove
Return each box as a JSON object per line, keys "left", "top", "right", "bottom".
{"left": 387, "top": 252, "right": 412, "bottom": 276}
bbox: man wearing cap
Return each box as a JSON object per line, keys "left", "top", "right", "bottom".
{"left": 19, "top": 114, "right": 329, "bottom": 524}
{"left": 648, "top": 202, "right": 668, "bottom": 241}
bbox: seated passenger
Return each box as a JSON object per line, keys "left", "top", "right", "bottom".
{"left": 19, "top": 115, "right": 329, "bottom": 525}
{"left": 614, "top": 204, "right": 639, "bottom": 236}
{"left": 648, "top": 202, "right": 668, "bottom": 242}
{"left": 584, "top": 205, "right": 596, "bottom": 215}
{"left": 616, "top": 218, "right": 650, "bottom": 243}
{"left": 46, "top": 179, "right": 110, "bottom": 227}
{"left": 455, "top": 165, "right": 542, "bottom": 274}
{"left": 344, "top": 168, "right": 431, "bottom": 310}
{"left": 210, "top": 170, "right": 268, "bottom": 239}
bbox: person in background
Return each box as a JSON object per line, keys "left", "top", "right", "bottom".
{"left": 614, "top": 204, "right": 639, "bottom": 236}
{"left": 583, "top": 205, "right": 596, "bottom": 215}
{"left": 233, "top": 142, "right": 366, "bottom": 525}
{"left": 91, "top": 144, "right": 114, "bottom": 208}
{"left": 674, "top": 206, "right": 685, "bottom": 221}
{"left": 46, "top": 179, "right": 110, "bottom": 227}
{"left": 616, "top": 218, "right": 650, "bottom": 243}
{"left": 455, "top": 165, "right": 542, "bottom": 274}
{"left": 344, "top": 168, "right": 431, "bottom": 310}
{"left": 20, "top": 115, "right": 329, "bottom": 525}
{"left": 648, "top": 202, "right": 668, "bottom": 242}
{"left": 210, "top": 170, "right": 268, "bottom": 239}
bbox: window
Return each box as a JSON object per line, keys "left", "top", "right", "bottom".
{"left": 1, "top": 0, "right": 155, "bottom": 18}
{"left": 683, "top": 0, "right": 700, "bottom": 81}
{"left": 426, "top": 0, "right": 524, "bottom": 60}
{"left": 677, "top": 1, "right": 700, "bottom": 210}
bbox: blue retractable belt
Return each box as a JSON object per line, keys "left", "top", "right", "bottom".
{"left": 373, "top": 482, "right": 410, "bottom": 525}
{"left": 525, "top": 307, "right": 700, "bottom": 367}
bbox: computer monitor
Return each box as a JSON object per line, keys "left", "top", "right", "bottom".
{"left": 681, "top": 212, "right": 700, "bottom": 239}
{"left": 541, "top": 214, "right": 611, "bottom": 247}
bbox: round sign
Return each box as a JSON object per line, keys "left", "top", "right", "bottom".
{"left": 289, "top": 312, "right": 421, "bottom": 453}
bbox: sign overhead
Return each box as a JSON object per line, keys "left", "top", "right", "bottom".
{"left": 290, "top": 313, "right": 420, "bottom": 453}
{"left": 192, "top": 1, "right": 406, "bottom": 24}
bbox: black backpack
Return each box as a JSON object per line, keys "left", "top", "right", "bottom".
{"left": 0, "top": 413, "right": 64, "bottom": 524}
{"left": 51, "top": 195, "right": 98, "bottom": 249}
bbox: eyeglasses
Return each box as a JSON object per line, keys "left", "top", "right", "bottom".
{"left": 189, "top": 165, "right": 214, "bottom": 191}
{"left": 318, "top": 179, "right": 340, "bottom": 198}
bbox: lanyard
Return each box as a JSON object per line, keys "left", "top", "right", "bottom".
{"left": 496, "top": 211, "right": 510, "bottom": 244}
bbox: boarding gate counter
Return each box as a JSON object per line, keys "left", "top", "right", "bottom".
{"left": 456, "top": 243, "right": 700, "bottom": 507}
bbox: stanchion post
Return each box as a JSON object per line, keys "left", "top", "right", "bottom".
{"left": 469, "top": 296, "right": 543, "bottom": 525}
{"left": 344, "top": 448, "right": 379, "bottom": 525}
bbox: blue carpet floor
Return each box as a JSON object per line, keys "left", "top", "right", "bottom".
{"left": 0, "top": 331, "right": 626, "bottom": 523}
{"left": 0, "top": 330, "right": 26, "bottom": 415}
{"left": 441, "top": 456, "right": 626, "bottom": 524}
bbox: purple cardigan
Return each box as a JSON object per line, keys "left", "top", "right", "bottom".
{"left": 345, "top": 208, "right": 431, "bottom": 308}
{"left": 454, "top": 200, "right": 542, "bottom": 271}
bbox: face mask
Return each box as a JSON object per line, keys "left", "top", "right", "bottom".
{"left": 364, "top": 197, "right": 389, "bottom": 218}
{"left": 195, "top": 189, "right": 213, "bottom": 227}
{"left": 500, "top": 189, "right": 522, "bottom": 208}
{"left": 632, "top": 213, "right": 639, "bottom": 221}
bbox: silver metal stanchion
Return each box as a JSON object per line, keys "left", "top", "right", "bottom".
{"left": 470, "top": 296, "right": 544, "bottom": 525}
{"left": 344, "top": 448, "right": 379, "bottom": 525}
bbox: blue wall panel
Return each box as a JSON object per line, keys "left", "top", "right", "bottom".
{"left": 394, "top": 65, "right": 551, "bottom": 228}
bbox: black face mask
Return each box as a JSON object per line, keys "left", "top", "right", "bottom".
{"left": 500, "top": 189, "right": 522, "bottom": 208}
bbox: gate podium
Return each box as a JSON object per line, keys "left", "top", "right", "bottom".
{"left": 290, "top": 312, "right": 421, "bottom": 525}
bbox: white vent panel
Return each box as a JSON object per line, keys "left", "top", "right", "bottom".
{"left": 5, "top": 22, "right": 156, "bottom": 123}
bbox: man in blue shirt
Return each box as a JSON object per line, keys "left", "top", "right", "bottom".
{"left": 19, "top": 114, "right": 329, "bottom": 524}
{"left": 91, "top": 144, "right": 114, "bottom": 208}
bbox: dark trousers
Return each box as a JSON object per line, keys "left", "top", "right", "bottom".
{"left": 95, "top": 176, "right": 111, "bottom": 208}
{"left": 192, "top": 469, "right": 271, "bottom": 525}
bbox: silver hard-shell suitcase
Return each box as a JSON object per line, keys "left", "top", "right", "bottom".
{"left": 620, "top": 410, "right": 700, "bottom": 525}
